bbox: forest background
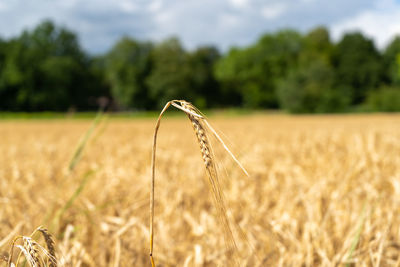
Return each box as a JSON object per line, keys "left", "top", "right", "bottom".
{"left": 0, "top": 20, "right": 400, "bottom": 113}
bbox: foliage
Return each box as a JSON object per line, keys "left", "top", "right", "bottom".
{"left": 186, "top": 46, "right": 221, "bottom": 108}
{"left": 0, "top": 20, "right": 106, "bottom": 111}
{"left": 215, "top": 29, "right": 302, "bottom": 108}
{"left": 366, "top": 86, "right": 400, "bottom": 112}
{"left": 0, "top": 20, "right": 399, "bottom": 113}
{"left": 277, "top": 27, "right": 351, "bottom": 113}
{"left": 332, "top": 32, "right": 383, "bottom": 104}
{"left": 277, "top": 60, "right": 350, "bottom": 113}
{"left": 300, "top": 26, "right": 332, "bottom": 66}
{"left": 145, "top": 38, "right": 192, "bottom": 108}
{"left": 105, "top": 37, "right": 153, "bottom": 109}
{"left": 383, "top": 36, "right": 400, "bottom": 86}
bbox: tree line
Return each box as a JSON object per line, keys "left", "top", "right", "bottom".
{"left": 0, "top": 20, "right": 399, "bottom": 113}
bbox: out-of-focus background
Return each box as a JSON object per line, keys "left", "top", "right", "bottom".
{"left": 1, "top": 1, "right": 400, "bottom": 267}
{"left": 0, "top": 0, "right": 399, "bottom": 113}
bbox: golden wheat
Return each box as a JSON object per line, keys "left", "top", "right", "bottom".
{"left": 150, "top": 100, "right": 252, "bottom": 266}
{"left": 23, "top": 237, "right": 41, "bottom": 267}
{"left": 36, "top": 228, "right": 57, "bottom": 267}
{"left": 5, "top": 227, "right": 57, "bottom": 267}
{"left": 1, "top": 114, "right": 400, "bottom": 266}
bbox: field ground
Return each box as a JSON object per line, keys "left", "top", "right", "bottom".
{"left": 0, "top": 114, "right": 399, "bottom": 266}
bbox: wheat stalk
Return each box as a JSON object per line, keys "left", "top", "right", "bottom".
{"left": 8, "top": 236, "right": 41, "bottom": 267}
{"left": 150, "top": 100, "right": 249, "bottom": 266}
{"left": 180, "top": 101, "right": 239, "bottom": 264}
{"left": 7, "top": 227, "right": 57, "bottom": 267}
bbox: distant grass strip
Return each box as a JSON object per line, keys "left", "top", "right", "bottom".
{"left": 0, "top": 108, "right": 261, "bottom": 120}
{"left": 0, "top": 112, "right": 99, "bottom": 120}
{"left": 0, "top": 111, "right": 168, "bottom": 120}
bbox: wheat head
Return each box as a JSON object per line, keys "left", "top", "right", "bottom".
{"left": 36, "top": 227, "right": 57, "bottom": 267}
{"left": 150, "top": 100, "right": 249, "bottom": 266}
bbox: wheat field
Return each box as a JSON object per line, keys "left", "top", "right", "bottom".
{"left": 0, "top": 114, "right": 399, "bottom": 266}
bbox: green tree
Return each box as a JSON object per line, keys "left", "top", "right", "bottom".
{"left": 214, "top": 47, "right": 247, "bottom": 106}
{"left": 332, "top": 32, "right": 383, "bottom": 105}
{"left": 301, "top": 26, "right": 332, "bottom": 65}
{"left": 277, "top": 59, "right": 349, "bottom": 113}
{"left": 105, "top": 37, "right": 153, "bottom": 109}
{"left": 398, "top": 54, "right": 400, "bottom": 81}
{"left": 367, "top": 86, "right": 400, "bottom": 111}
{"left": 215, "top": 29, "right": 303, "bottom": 108}
{"left": 0, "top": 37, "right": 5, "bottom": 68}
{"left": 146, "top": 38, "right": 192, "bottom": 108}
{"left": 0, "top": 38, "right": 13, "bottom": 109}
{"left": 277, "top": 27, "right": 350, "bottom": 113}
{"left": 383, "top": 36, "right": 400, "bottom": 86}
{"left": 0, "top": 20, "right": 104, "bottom": 111}
{"left": 186, "top": 46, "right": 221, "bottom": 108}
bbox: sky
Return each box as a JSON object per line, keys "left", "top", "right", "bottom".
{"left": 0, "top": 0, "right": 399, "bottom": 54}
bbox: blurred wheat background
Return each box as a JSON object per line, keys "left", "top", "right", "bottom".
{"left": 1, "top": 114, "right": 400, "bottom": 266}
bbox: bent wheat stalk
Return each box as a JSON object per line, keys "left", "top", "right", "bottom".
{"left": 7, "top": 226, "right": 57, "bottom": 267}
{"left": 150, "top": 100, "right": 249, "bottom": 266}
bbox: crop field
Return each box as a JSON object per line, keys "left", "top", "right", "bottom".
{"left": 0, "top": 114, "right": 400, "bottom": 266}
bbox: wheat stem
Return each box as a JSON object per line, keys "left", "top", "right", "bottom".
{"left": 150, "top": 100, "right": 248, "bottom": 266}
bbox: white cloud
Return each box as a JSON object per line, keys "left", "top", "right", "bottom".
{"left": 261, "top": 3, "right": 287, "bottom": 19}
{"left": 331, "top": 1, "right": 400, "bottom": 49}
{"left": 0, "top": 0, "right": 391, "bottom": 53}
{"left": 148, "top": 0, "right": 163, "bottom": 13}
{"left": 119, "top": 0, "right": 139, "bottom": 13}
{"left": 229, "top": 0, "right": 250, "bottom": 9}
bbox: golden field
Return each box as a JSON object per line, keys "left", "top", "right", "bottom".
{"left": 0, "top": 114, "right": 400, "bottom": 266}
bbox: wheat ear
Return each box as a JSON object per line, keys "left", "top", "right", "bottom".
{"left": 7, "top": 227, "right": 57, "bottom": 267}
{"left": 8, "top": 236, "right": 41, "bottom": 267}
{"left": 35, "top": 227, "right": 57, "bottom": 267}
{"left": 23, "top": 237, "right": 41, "bottom": 267}
{"left": 150, "top": 100, "right": 248, "bottom": 266}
